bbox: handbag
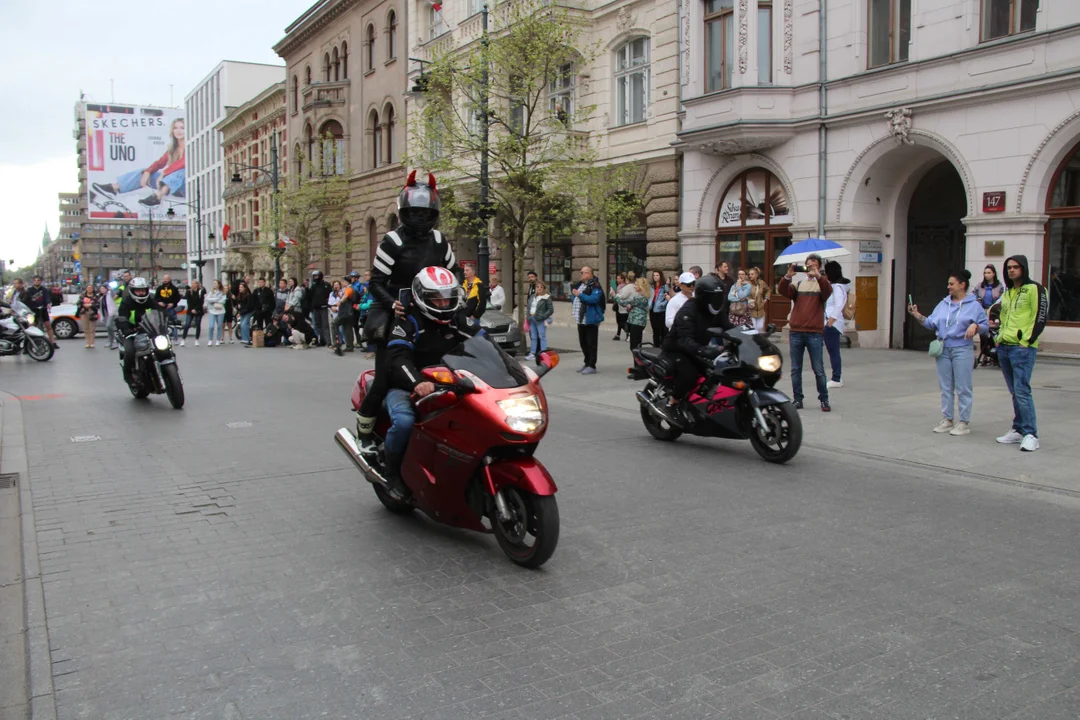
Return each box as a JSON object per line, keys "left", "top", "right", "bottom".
{"left": 730, "top": 301, "right": 749, "bottom": 315}
{"left": 928, "top": 338, "right": 944, "bottom": 358}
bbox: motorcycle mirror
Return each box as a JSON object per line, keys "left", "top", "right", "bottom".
{"left": 456, "top": 376, "right": 476, "bottom": 393}
{"left": 534, "top": 351, "right": 560, "bottom": 378}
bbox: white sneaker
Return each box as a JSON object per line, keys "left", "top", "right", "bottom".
{"left": 180, "top": 339, "right": 185, "bottom": 347}
{"left": 524, "top": 354, "right": 535, "bottom": 361}
{"left": 1020, "top": 434, "right": 1040, "bottom": 452}
{"left": 215, "top": 340, "right": 221, "bottom": 346}
{"left": 933, "top": 418, "right": 954, "bottom": 433}
{"left": 827, "top": 380, "right": 843, "bottom": 388}
{"left": 195, "top": 340, "right": 199, "bottom": 346}
{"left": 949, "top": 421, "right": 970, "bottom": 436}
{"left": 996, "top": 429, "right": 1023, "bottom": 444}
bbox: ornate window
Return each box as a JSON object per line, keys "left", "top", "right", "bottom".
{"left": 548, "top": 63, "right": 574, "bottom": 125}
{"left": 291, "top": 75, "right": 298, "bottom": 112}
{"left": 428, "top": 3, "right": 444, "bottom": 41}
{"left": 387, "top": 11, "right": 397, "bottom": 60}
{"left": 383, "top": 104, "right": 396, "bottom": 164}
{"left": 365, "top": 25, "right": 376, "bottom": 72}
{"left": 982, "top": 0, "right": 1037, "bottom": 42}
{"left": 614, "top": 38, "right": 649, "bottom": 126}
{"left": 324, "top": 53, "right": 332, "bottom": 81}
{"left": 868, "top": 0, "right": 911, "bottom": 68}
{"left": 369, "top": 110, "right": 382, "bottom": 169}
{"left": 1046, "top": 141, "right": 1080, "bottom": 323}
{"left": 319, "top": 120, "right": 345, "bottom": 175}
{"left": 305, "top": 66, "right": 312, "bottom": 85}
{"left": 758, "top": 1, "right": 773, "bottom": 84}
{"left": 341, "top": 42, "right": 349, "bottom": 79}
{"left": 717, "top": 169, "right": 792, "bottom": 228}
{"left": 332, "top": 47, "right": 340, "bottom": 81}
{"left": 705, "top": 0, "right": 734, "bottom": 92}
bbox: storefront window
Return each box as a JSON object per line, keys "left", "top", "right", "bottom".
{"left": 607, "top": 212, "right": 648, "bottom": 288}
{"left": 1047, "top": 143, "right": 1080, "bottom": 323}
{"left": 542, "top": 241, "right": 573, "bottom": 300}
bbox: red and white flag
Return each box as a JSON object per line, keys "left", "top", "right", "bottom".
{"left": 427, "top": 0, "right": 442, "bottom": 11}
{"left": 221, "top": 224, "right": 231, "bottom": 243}
{"left": 277, "top": 234, "right": 297, "bottom": 249}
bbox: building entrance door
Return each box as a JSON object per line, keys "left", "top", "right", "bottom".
{"left": 905, "top": 162, "right": 967, "bottom": 350}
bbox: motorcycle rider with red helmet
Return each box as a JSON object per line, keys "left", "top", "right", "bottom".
{"left": 356, "top": 171, "right": 460, "bottom": 454}
{"left": 380, "top": 266, "right": 483, "bottom": 498}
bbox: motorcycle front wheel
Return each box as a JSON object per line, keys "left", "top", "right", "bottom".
{"left": 161, "top": 364, "right": 185, "bottom": 409}
{"left": 748, "top": 402, "right": 802, "bottom": 464}
{"left": 492, "top": 487, "right": 559, "bottom": 569}
{"left": 128, "top": 382, "right": 150, "bottom": 399}
{"left": 25, "top": 337, "right": 54, "bottom": 362}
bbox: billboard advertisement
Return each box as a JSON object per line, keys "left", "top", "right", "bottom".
{"left": 85, "top": 104, "right": 186, "bottom": 220}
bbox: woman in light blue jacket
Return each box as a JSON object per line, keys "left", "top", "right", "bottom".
{"left": 907, "top": 269, "right": 989, "bottom": 436}
{"left": 727, "top": 269, "right": 753, "bottom": 327}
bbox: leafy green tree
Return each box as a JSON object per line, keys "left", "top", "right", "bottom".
{"left": 407, "top": 0, "right": 640, "bottom": 338}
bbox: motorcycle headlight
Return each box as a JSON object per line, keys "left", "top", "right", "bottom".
{"left": 24, "top": 314, "right": 35, "bottom": 325}
{"left": 758, "top": 354, "right": 782, "bottom": 373}
{"left": 153, "top": 335, "right": 171, "bottom": 351}
{"left": 496, "top": 395, "right": 545, "bottom": 433}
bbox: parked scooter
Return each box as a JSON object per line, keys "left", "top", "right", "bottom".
{"left": 0, "top": 298, "right": 54, "bottom": 361}
{"left": 335, "top": 337, "right": 561, "bottom": 568}
{"left": 633, "top": 324, "right": 802, "bottom": 463}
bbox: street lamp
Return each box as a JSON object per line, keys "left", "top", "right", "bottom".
{"left": 409, "top": 5, "right": 493, "bottom": 284}
{"left": 230, "top": 129, "right": 282, "bottom": 285}
{"left": 166, "top": 176, "right": 208, "bottom": 284}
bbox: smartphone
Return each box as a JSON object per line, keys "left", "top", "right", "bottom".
{"left": 794, "top": 265, "right": 807, "bottom": 274}
{"left": 398, "top": 288, "right": 412, "bottom": 307}
{"left": 908, "top": 294, "right": 913, "bottom": 306}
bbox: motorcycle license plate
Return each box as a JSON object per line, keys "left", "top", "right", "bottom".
{"left": 493, "top": 335, "right": 508, "bottom": 343}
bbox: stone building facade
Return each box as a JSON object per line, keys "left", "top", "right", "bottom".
{"left": 273, "top": 0, "right": 410, "bottom": 280}
{"left": 406, "top": 0, "right": 682, "bottom": 308}
{"left": 678, "top": 0, "right": 1080, "bottom": 352}
{"left": 219, "top": 82, "right": 288, "bottom": 280}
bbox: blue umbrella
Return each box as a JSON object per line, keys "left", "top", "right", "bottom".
{"left": 773, "top": 238, "right": 850, "bottom": 265}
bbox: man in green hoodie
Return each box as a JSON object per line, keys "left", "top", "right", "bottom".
{"left": 994, "top": 255, "right": 1048, "bottom": 452}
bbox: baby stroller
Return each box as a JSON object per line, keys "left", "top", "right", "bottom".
{"left": 976, "top": 301, "right": 1001, "bottom": 368}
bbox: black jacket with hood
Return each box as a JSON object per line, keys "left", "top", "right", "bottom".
{"left": 998, "top": 254, "right": 1048, "bottom": 348}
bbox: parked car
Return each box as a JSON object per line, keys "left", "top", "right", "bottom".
{"left": 474, "top": 308, "right": 521, "bottom": 355}
{"left": 51, "top": 298, "right": 188, "bottom": 339}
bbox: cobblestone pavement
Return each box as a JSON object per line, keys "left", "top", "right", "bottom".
{"left": 2, "top": 341, "right": 1080, "bottom": 720}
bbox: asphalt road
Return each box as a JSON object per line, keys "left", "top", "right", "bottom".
{"left": 2, "top": 341, "right": 1080, "bottom": 720}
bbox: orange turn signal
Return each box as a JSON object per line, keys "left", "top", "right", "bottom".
{"left": 430, "top": 370, "right": 456, "bottom": 385}
{"left": 732, "top": 381, "right": 746, "bottom": 390}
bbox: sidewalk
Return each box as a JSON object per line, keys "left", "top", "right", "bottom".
{"left": 539, "top": 322, "right": 1080, "bottom": 495}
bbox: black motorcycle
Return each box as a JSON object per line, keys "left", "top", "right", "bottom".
{"left": 633, "top": 325, "right": 802, "bottom": 464}
{"left": 119, "top": 317, "right": 185, "bottom": 408}
{"left": 0, "top": 298, "right": 54, "bottom": 362}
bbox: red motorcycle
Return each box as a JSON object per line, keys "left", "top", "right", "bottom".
{"left": 335, "top": 336, "right": 562, "bottom": 568}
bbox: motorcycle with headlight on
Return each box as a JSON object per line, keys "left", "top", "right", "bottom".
{"left": 633, "top": 324, "right": 802, "bottom": 464}
{"left": 119, "top": 316, "right": 185, "bottom": 408}
{"left": 0, "top": 298, "right": 54, "bottom": 361}
{"left": 335, "top": 336, "right": 561, "bottom": 568}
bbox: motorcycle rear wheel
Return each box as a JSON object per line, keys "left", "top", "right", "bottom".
{"left": 161, "top": 364, "right": 185, "bottom": 409}
{"left": 640, "top": 403, "right": 683, "bottom": 441}
{"left": 493, "top": 488, "right": 559, "bottom": 569}
{"left": 26, "top": 337, "right": 54, "bottom": 362}
{"left": 748, "top": 402, "right": 802, "bottom": 464}
{"left": 373, "top": 483, "right": 414, "bottom": 514}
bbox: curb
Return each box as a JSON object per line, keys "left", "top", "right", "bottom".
{"left": 0, "top": 391, "right": 57, "bottom": 720}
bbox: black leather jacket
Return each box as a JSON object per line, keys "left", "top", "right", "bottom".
{"left": 662, "top": 303, "right": 733, "bottom": 369}
{"left": 370, "top": 226, "right": 457, "bottom": 311}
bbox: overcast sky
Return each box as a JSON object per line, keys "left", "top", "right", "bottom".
{"left": 0, "top": 0, "right": 303, "bottom": 271}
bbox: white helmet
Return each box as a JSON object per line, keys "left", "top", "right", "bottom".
{"left": 411, "top": 266, "right": 463, "bottom": 324}
{"left": 128, "top": 277, "right": 151, "bottom": 304}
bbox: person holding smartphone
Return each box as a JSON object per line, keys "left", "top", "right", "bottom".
{"left": 777, "top": 254, "right": 833, "bottom": 411}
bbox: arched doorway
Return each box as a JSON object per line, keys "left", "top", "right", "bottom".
{"left": 717, "top": 168, "right": 793, "bottom": 326}
{"left": 1046, "top": 140, "right": 1080, "bottom": 324}
{"left": 905, "top": 161, "right": 967, "bottom": 350}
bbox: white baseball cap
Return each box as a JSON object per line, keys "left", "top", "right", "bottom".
{"left": 678, "top": 272, "right": 696, "bottom": 285}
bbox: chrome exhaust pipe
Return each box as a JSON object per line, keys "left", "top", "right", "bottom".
{"left": 334, "top": 428, "right": 386, "bottom": 486}
{"left": 635, "top": 391, "right": 664, "bottom": 418}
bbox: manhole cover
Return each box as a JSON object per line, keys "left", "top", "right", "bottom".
{"left": 226, "top": 421, "right": 253, "bottom": 428}
{"left": 0, "top": 473, "right": 17, "bottom": 489}
{"left": 70, "top": 436, "right": 101, "bottom": 443}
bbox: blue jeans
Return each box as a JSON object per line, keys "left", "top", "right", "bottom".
{"left": 240, "top": 312, "right": 254, "bottom": 343}
{"left": 116, "top": 168, "right": 186, "bottom": 196}
{"left": 935, "top": 344, "right": 974, "bottom": 422}
{"left": 207, "top": 313, "right": 223, "bottom": 342}
{"left": 384, "top": 389, "right": 416, "bottom": 456}
{"left": 529, "top": 318, "right": 547, "bottom": 355}
{"left": 998, "top": 344, "right": 1038, "bottom": 437}
{"left": 789, "top": 331, "right": 828, "bottom": 404}
{"left": 824, "top": 325, "right": 843, "bottom": 382}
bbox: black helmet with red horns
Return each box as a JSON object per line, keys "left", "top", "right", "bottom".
{"left": 397, "top": 170, "right": 441, "bottom": 234}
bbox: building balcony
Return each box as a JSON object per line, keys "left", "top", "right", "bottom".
{"left": 678, "top": 86, "right": 806, "bottom": 155}
{"left": 301, "top": 81, "right": 349, "bottom": 113}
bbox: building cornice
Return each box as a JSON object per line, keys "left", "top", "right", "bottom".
{"left": 217, "top": 83, "right": 287, "bottom": 138}
{"left": 274, "top": 0, "right": 358, "bottom": 58}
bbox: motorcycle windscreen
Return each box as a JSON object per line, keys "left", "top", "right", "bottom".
{"left": 441, "top": 335, "right": 529, "bottom": 389}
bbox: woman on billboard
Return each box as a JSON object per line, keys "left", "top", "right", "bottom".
{"left": 92, "top": 118, "right": 186, "bottom": 208}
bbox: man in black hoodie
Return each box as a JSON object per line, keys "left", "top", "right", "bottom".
{"left": 154, "top": 274, "right": 180, "bottom": 340}
{"left": 308, "top": 270, "right": 333, "bottom": 346}
{"left": 252, "top": 278, "right": 276, "bottom": 331}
